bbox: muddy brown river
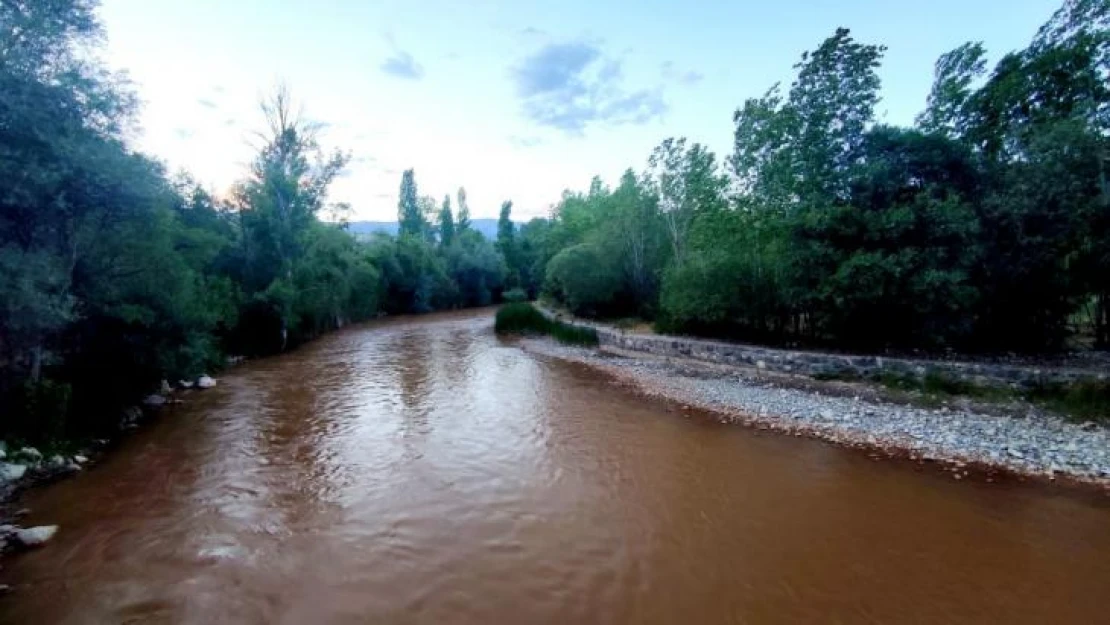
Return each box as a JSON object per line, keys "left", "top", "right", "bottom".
{"left": 2, "top": 310, "right": 1109, "bottom": 623}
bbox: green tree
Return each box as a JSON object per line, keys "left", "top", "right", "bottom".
{"left": 438, "top": 194, "right": 455, "bottom": 247}
{"left": 456, "top": 187, "right": 471, "bottom": 232}
{"left": 397, "top": 169, "right": 424, "bottom": 238}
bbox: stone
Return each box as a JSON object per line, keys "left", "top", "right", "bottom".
{"left": 73, "top": 455, "right": 88, "bottom": 464}
{"left": 14, "top": 525, "right": 58, "bottom": 547}
{"left": 18, "top": 447, "right": 42, "bottom": 461}
{"left": 0, "top": 463, "right": 27, "bottom": 481}
{"left": 47, "top": 455, "right": 66, "bottom": 468}
{"left": 196, "top": 375, "right": 217, "bottom": 389}
{"left": 160, "top": 379, "right": 172, "bottom": 394}
{"left": 178, "top": 379, "right": 194, "bottom": 389}
{"left": 819, "top": 409, "right": 834, "bottom": 420}
{"left": 0, "top": 449, "right": 5, "bottom": 460}
{"left": 143, "top": 394, "right": 167, "bottom": 407}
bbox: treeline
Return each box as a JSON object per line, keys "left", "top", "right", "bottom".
{"left": 525, "top": 0, "right": 1109, "bottom": 354}
{"left": 0, "top": 1, "right": 514, "bottom": 444}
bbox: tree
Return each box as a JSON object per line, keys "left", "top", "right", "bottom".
{"left": 234, "top": 85, "right": 349, "bottom": 349}
{"left": 916, "top": 42, "right": 988, "bottom": 138}
{"left": 438, "top": 194, "right": 455, "bottom": 247}
{"left": 456, "top": 187, "right": 471, "bottom": 232}
{"left": 397, "top": 169, "right": 424, "bottom": 238}
{"left": 497, "top": 200, "right": 520, "bottom": 286}
{"left": 646, "top": 137, "right": 727, "bottom": 265}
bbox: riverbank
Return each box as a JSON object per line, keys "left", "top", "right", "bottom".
{"left": 519, "top": 337, "right": 1110, "bottom": 490}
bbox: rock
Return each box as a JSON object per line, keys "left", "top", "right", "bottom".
{"left": 819, "top": 409, "right": 834, "bottom": 420}
{"left": 178, "top": 379, "right": 194, "bottom": 389}
{"left": 14, "top": 508, "right": 31, "bottom": 518}
{"left": 0, "top": 584, "right": 11, "bottom": 595}
{"left": 0, "top": 463, "right": 27, "bottom": 481}
{"left": 756, "top": 360, "right": 767, "bottom": 371}
{"left": 14, "top": 525, "right": 58, "bottom": 547}
{"left": 73, "top": 455, "right": 88, "bottom": 464}
{"left": 17, "top": 447, "right": 42, "bottom": 462}
{"left": 143, "top": 394, "right": 167, "bottom": 407}
{"left": 0, "top": 449, "right": 5, "bottom": 460}
{"left": 196, "top": 375, "right": 217, "bottom": 389}
{"left": 48, "top": 455, "right": 66, "bottom": 468}
{"left": 160, "top": 379, "right": 172, "bottom": 394}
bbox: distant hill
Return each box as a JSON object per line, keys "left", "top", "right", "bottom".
{"left": 346, "top": 218, "right": 502, "bottom": 240}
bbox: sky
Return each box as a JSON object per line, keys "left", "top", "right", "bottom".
{"left": 98, "top": 0, "right": 1061, "bottom": 221}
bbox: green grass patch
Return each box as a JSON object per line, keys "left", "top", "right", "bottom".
{"left": 495, "top": 303, "right": 599, "bottom": 347}
{"left": 1025, "top": 379, "right": 1110, "bottom": 423}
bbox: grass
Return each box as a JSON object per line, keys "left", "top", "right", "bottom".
{"left": 495, "top": 303, "right": 599, "bottom": 347}
{"left": 813, "top": 367, "right": 1110, "bottom": 423}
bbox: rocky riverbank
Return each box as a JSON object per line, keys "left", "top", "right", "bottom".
{"left": 0, "top": 372, "right": 227, "bottom": 566}
{"left": 520, "top": 338, "right": 1110, "bottom": 489}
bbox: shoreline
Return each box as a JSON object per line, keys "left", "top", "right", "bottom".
{"left": 519, "top": 337, "right": 1110, "bottom": 492}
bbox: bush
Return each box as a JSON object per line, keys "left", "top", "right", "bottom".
{"left": 494, "top": 303, "right": 598, "bottom": 346}
{"left": 544, "top": 244, "right": 623, "bottom": 317}
{"left": 502, "top": 288, "right": 529, "bottom": 303}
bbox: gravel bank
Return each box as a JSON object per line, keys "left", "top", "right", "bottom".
{"left": 520, "top": 338, "right": 1110, "bottom": 489}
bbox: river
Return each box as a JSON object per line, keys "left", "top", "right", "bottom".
{"left": 2, "top": 309, "right": 1109, "bottom": 624}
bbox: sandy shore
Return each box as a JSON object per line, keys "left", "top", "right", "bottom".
{"left": 520, "top": 337, "right": 1110, "bottom": 490}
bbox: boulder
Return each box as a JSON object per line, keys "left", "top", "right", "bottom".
{"left": 18, "top": 447, "right": 42, "bottom": 462}
{"left": 143, "top": 394, "right": 167, "bottom": 407}
{"left": 160, "top": 379, "right": 172, "bottom": 394}
{"left": 196, "top": 375, "right": 217, "bottom": 389}
{"left": 14, "top": 525, "right": 58, "bottom": 547}
{"left": 178, "top": 379, "right": 194, "bottom": 390}
{"left": 47, "top": 455, "right": 66, "bottom": 468}
{"left": 73, "top": 455, "right": 88, "bottom": 464}
{"left": 0, "top": 463, "right": 27, "bottom": 481}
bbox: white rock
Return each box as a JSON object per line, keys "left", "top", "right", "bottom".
{"left": 756, "top": 360, "right": 767, "bottom": 370}
{"left": 14, "top": 525, "right": 58, "bottom": 547}
{"left": 0, "top": 449, "right": 5, "bottom": 460}
{"left": 48, "top": 455, "right": 66, "bottom": 468}
{"left": 160, "top": 379, "right": 172, "bottom": 394}
{"left": 178, "top": 379, "right": 194, "bottom": 389}
{"left": 143, "top": 394, "right": 167, "bottom": 407}
{"left": 73, "top": 455, "right": 88, "bottom": 464}
{"left": 18, "top": 447, "right": 42, "bottom": 461}
{"left": 0, "top": 463, "right": 27, "bottom": 481}
{"left": 196, "top": 375, "right": 217, "bottom": 389}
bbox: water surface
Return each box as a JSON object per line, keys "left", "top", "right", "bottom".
{"left": 3, "top": 309, "right": 1109, "bottom": 623}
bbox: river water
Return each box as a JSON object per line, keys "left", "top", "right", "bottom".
{"left": 2, "top": 309, "right": 1109, "bottom": 624}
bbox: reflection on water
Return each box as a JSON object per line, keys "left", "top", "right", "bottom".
{"left": 2, "top": 309, "right": 1109, "bottom": 624}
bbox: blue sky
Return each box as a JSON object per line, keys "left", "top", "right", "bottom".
{"left": 99, "top": 0, "right": 1060, "bottom": 221}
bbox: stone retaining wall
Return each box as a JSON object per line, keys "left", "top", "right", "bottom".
{"left": 538, "top": 308, "right": 1107, "bottom": 390}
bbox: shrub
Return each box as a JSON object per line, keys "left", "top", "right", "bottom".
{"left": 544, "top": 244, "right": 622, "bottom": 317}
{"left": 494, "top": 303, "right": 598, "bottom": 346}
{"left": 502, "top": 287, "right": 528, "bottom": 303}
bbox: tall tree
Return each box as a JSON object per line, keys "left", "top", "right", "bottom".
{"left": 646, "top": 137, "right": 727, "bottom": 265}
{"left": 235, "top": 85, "right": 349, "bottom": 349}
{"left": 438, "top": 194, "right": 455, "bottom": 247}
{"left": 397, "top": 169, "right": 423, "bottom": 238}
{"left": 916, "top": 42, "right": 988, "bottom": 138}
{"left": 456, "top": 187, "right": 471, "bottom": 232}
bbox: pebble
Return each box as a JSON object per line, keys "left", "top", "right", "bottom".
{"left": 524, "top": 339, "right": 1110, "bottom": 483}
{"left": 14, "top": 525, "right": 58, "bottom": 547}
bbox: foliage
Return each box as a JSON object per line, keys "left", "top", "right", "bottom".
{"left": 494, "top": 303, "right": 599, "bottom": 346}
{"left": 538, "top": 3, "right": 1110, "bottom": 357}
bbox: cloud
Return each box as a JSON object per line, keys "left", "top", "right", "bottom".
{"left": 380, "top": 50, "right": 424, "bottom": 80}
{"left": 509, "top": 135, "right": 544, "bottom": 148}
{"left": 197, "top": 98, "right": 218, "bottom": 109}
{"left": 512, "top": 41, "right": 667, "bottom": 134}
{"left": 661, "top": 61, "right": 705, "bottom": 86}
